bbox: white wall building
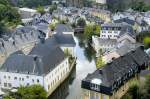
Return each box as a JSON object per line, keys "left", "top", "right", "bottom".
{"left": 92, "top": 23, "right": 135, "bottom": 54}
{"left": 0, "top": 35, "right": 74, "bottom": 92}
{"left": 100, "top": 23, "right": 132, "bottom": 39}
{"left": 95, "top": 0, "right": 106, "bottom": 4}
{"left": 19, "top": 8, "right": 38, "bottom": 19}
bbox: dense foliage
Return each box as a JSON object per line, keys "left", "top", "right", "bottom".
{"left": 136, "top": 32, "right": 150, "bottom": 48}
{"left": 0, "top": 0, "right": 21, "bottom": 35}
{"left": 36, "top": 6, "right": 45, "bottom": 15}
{"left": 77, "top": 18, "right": 86, "bottom": 28}
{"left": 84, "top": 25, "right": 101, "bottom": 42}
{"left": 10, "top": 0, "right": 51, "bottom": 8}
{"left": 107, "top": 0, "right": 150, "bottom": 12}
{"left": 4, "top": 85, "right": 47, "bottom": 99}
{"left": 122, "top": 75, "right": 150, "bottom": 99}
{"left": 131, "top": 1, "right": 150, "bottom": 12}
{"left": 49, "top": 4, "right": 57, "bottom": 14}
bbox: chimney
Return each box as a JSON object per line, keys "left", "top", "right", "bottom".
{"left": 34, "top": 56, "right": 38, "bottom": 61}
{"left": 40, "top": 37, "right": 45, "bottom": 44}
{"left": 99, "top": 69, "right": 103, "bottom": 74}
{"left": 2, "top": 42, "right": 4, "bottom": 47}
{"left": 12, "top": 41, "right": 15, "bottom": 45}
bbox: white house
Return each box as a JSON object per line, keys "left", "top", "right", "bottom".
{"left": 92, "top": 23, "right": 135, "bottom": 53}
{"left": 100, "top": 23, "right": 133, "bottom": 39}
{"left": 0, "top": 37, "right": 70, "bottom": 92}
{"left": 95, "top": 0, "right": 107, "bottom": 4}
{"left": 19, "top": 8, "right": 38, "bottom": 23}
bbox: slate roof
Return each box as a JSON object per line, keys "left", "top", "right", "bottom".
{"left": 1, "top": 54, "right": 44, "bottom": 75}
{"left": 55, "top": 24, "right": 73, "bottom": 34}
{"left": 0, "top": 30, "right": 41, "bottom": 56}
{"left": 98, "top": 38, "right": 117, "bottom": 46}
{"left": 101, "top": 23, "right": 133, "bottom": 33}
{"left": 116, "top": 44, "right": 141, "bottom": 56}
{"left": 54, "top": 34, "right": 76, "bottom": 47}
{"left": 1, "top": 37, "right": 65, "bottom": 75}
{"left": 114, "top": 18, "right": 135, "bottom": 25}
{"left": 82, "top": 46, "right": 150, "bottom": 95}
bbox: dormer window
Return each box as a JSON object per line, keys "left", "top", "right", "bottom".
{"left": 90, "top": 78, "right": 102, "bottom": 91}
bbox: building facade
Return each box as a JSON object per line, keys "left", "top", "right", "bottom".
{"left": 92, "top": 23, "right": 135, "bottom": 53}
{"left": 0, "top": 37, "right": 70, "bottom": 92}
{"left": 82, "top": 46, "right": 150, "bottom": 99}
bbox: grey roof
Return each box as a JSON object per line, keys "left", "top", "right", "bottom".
{"left": 129, "top": 47, "right": 150, "bottom": 66}
{"left": 98, "top": 38, "right": 117, "bottom": 45}
{"left": 101, "top": 23, "right": 134, "bottom": 33}
{"left": 34, "top": 22, "right": 49, "bottom": 34}
{"left": 1, "top": 54, "right": 44, "bottom": 75}
{"left": 116, "top": 44, "right": 142, "bottom": 56}
{"left": 0, "top": 30, "right": 41, "bottom": 56}
{"left": 55, "top": 24, "right": 73, "bottom": 34}
{"left": 54, "top": 34, "right": 76, "bottom": 47}
{"left": 114, "top": 18, "right": 135, "bottom": 25}
{"left": 84, "top": 47, "right": 150, "bottom": 87}
{"left": 1, "top": 37, "right": 65, "bottom": 75}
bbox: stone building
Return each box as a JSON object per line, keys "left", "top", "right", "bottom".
{"left": 66, "top": 0, "right": 83, "bottom": 8}
{"left": 82, "top": 46, "right": 150, "bottom": 99}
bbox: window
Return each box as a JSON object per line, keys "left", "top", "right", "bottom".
{"left": 48, "top": 85, "right": 50, "bottom": 90}
{"left": 14, "top": 77, "right": 17, "bottom": 80}
{"left": 27, "top": 83, "right": 30, "bottom": 86}
{"left": 32, "top": 79, "right": 34, "bottom": 82}
{"left": 8, "top": 83, "right": 12, "bottom": 87}
{"left": 22, "top": 78, "right": 24, "bottom": 81}
{"left": 4, "top": 83, "right": 7, "bottom": 87}
{"left": 4, "top": 75, "right": 6, "bottom": 79}
{"left": 37, "top": 79, "right": 39, "bottom": 83}
{"left": 26, "top": 76, "right": 29, "bottom": 79}
{"left": 19, "top": 78, "right": 21, "bottom": 81}
{"left": 8, "top": 76, "right": 10, "bottom": 79}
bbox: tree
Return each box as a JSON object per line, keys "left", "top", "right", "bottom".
{"left": 14, "top": 0, "right": 52, "bottom": 8}
{"left": 0, "top": 0, "right": 21, "bottom": 36}
{"left": 96, "top": 55, "right": 105, "bottom": 69}
{"left": 84, "top": 24, "right": 101, "bottom": 42}
{"left": 84, "top": 25, "right": 94, "bottom": 42}
{"left": 93, "top": 25, "right": 101, "bottom": 36}
{"left": 143, "top": 37, "right": 150, "bottom": 48}
{"left": 49, "top": 23, "right": 56, "bottom": 31}
{"left": 49, "top": 4, "right": 57, "bottom": 14}
{"left": 4, "top": 85, "right": 47, "bottom": 99}
{"left": 77, "top": 18, "right": 86, "bottom": 27}
{"left": 121, "top": 93, "right": 132, "bottom": 99}
{"left": 36, "top": 6, "right": 45, "bottom": 15}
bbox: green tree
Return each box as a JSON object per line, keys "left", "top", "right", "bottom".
{"left": 96, "top": 55, "right": 105, "bottom": 69}
{"left": 49, "top": 4, "right": 57, "bottom": 14}
{"left": 144, "top": 37, "right": 150, "bottom": 48}
{"left": 36, "top": 6, "right": 45, "bottom": 15}
{"left": 15, "top": 0, "right": 52, "bottom": 8}
{"left": 0, "top": 0, "right": 21, "bottom": 36}
{"left": 77, "top": 18, "right": 86, "bottom": 27}
{"left": 49, "top": 23, "right": 56, "bottom": 31}
{"left": 93, "top": 25, "right": 101, "bottom": 36}
{"left": 84, "top": 25, "right": 94, "bottom": 42}
{"left": 121, "top": 93, "right": 132, "bottom": 99}
{"left": 4, "top": 85, "right": 47, "bottom": 99}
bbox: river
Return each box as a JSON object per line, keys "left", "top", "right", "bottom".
{"left": 66, "top": 35, "right": 97, "bottom": 99}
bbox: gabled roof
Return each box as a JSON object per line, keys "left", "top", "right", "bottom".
{"left": 114, "top": 18, "right": 135, "bottom": 25}
{"left": 98, "top": 38, "right": 117, "bottom": 45}
{"left": 55, "top": 24, "right": 73, "bottom": 34}
{"left": 1, "top": 37, "right": 65, "bottom": 76}
{"left": 82, "top": 46, "right": 150, "bottom": 95}
{"left": 54, "top": 34, "right": 76, "bottom": 47}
